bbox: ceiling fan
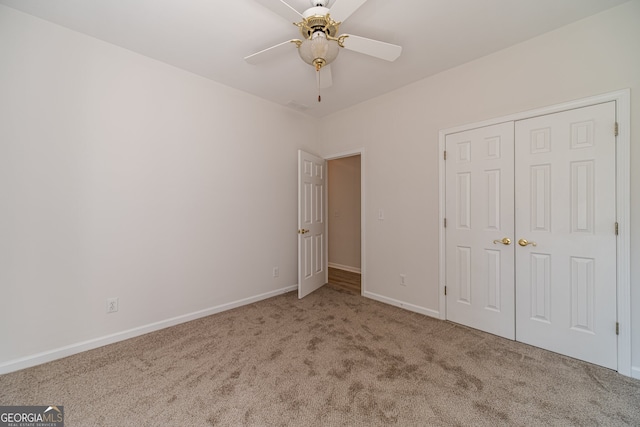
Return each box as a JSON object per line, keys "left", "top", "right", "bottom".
{"left": 245, "top": 0, "right": 402, "bottom": 102}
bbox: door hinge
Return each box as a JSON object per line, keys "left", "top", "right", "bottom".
{"left": 615, "top": 222, "right": 619, "bottom": 236}
{"left": 614, "top": 122, "right": 619, "bottom": 137}
{"left": 616, "top": 322, "right": 619, "bottom": 335}
{"left": 444, "top": 151, "right": 447, "bottom": 161}
{"left": 444, "top": 286, "right": 447, "bottom": 296}
{"left": 444, "top": 218, "right": 447, "bottom": 228}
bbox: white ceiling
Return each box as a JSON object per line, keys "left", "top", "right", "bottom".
{"left": 0, "top": 0, "right": 630, "bottom": 117}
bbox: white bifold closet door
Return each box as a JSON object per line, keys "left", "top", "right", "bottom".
{"left": 445, "top": 122, "right": 516, "bottom": 340}
{"left": 515, "top": 102, "right": 617, "bottom": 369}
{"left": 445, "top": 102, "right": 617, "bottom": 369}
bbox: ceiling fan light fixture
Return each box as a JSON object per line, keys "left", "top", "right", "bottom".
{"left": 298, "top": 31, "right": 340, "bottom": 70}
{"left": 246, "top": 0, "right": 404, "bottom": 104}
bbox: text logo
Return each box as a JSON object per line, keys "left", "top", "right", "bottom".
{"left": 0, "top": 406, "right": 64, "bottom": 427}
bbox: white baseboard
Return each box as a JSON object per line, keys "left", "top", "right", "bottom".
{"left": 328, "top": 263, "right": 361, "bottom": 274}
{"left": 0, "top": 285, "right": 297, "bottom": 375}
{"left": 631, "top": 366, "right": 640, "bottom": 380}
{"left": 363, "top": 291, "right": 440, "bottom": 319}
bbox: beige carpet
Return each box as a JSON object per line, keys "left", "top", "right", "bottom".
{"left": 1, "top": 285, "right": 639, "bottom": 426}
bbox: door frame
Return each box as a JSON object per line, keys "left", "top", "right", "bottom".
{"left": 324, "top": 148, "right": 366, "bottom": 295}
{"left": 438, "top": 89, "right": 631, "bottom": 376}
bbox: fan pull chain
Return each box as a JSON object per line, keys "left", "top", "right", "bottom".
{"left": 316, "top": 65, "right": 321, "bottom": 102}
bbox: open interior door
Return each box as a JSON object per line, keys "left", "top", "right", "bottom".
{"left": 298, "top": 150, "right": 328, "bottom": 298}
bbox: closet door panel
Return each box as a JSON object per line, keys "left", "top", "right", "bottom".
{"left": 445, "top": 122, "right": 515, "bottom": 339}
{"left": 514, "top": 102, "right": 617, "bottom": 370}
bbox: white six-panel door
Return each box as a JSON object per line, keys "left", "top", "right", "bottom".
{"left": 515, "top": 102, "right": 617, "bottom": 369}
{"left": 445, "top": 122, "right": 515, "bottom": 339}
{"left": 445, "top": 102, "right": 618, "bottom": 369}
{"left": 298, "top": 150, "right": 328, "bottom": 298}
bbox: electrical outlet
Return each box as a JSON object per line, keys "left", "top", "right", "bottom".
{"left": 106, "top": 297, "right": 118, "bottom": 313}
{"left": 399, "top": 274, "right": 406, "bottom": 286}
{"left": 273, "top": 267, "right": 279, "bottom": 278}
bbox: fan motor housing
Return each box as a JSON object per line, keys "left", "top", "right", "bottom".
{"left": 299, "top": 7, "right": 340, "bottom": 39}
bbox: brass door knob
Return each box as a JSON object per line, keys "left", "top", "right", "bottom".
{"left": 298, "top": 229, "right": 310, "bottom": 234}
{"left": 518, "top": 238, "right": 537, "bottom": 247}
{"left": 493, "top": 237, "right": 511, "bottom": 245}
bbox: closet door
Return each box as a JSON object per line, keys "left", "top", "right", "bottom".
{"left": 445, "top": 122, "right": 515, "bottom": 339}
{"left": 514, "top": 102, "right": 617, "bottom": 369}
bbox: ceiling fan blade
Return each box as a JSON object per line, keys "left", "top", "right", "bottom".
{"left": 342, "top": 35, "right": 402, "bottom": 62}
{"left": 244, "top": 40, "right": 296, "bottom": 64}
{"left": 253, "top": 0, "right": 303, "bottom": 23}
{"left": 328, "top": 0, "right": 369, "bottom": 23}
{"left": 319, "top": 65, "right": 333, "bottom": 89}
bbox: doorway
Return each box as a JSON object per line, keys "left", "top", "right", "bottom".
{"left": 327, "top": 153, "right": 363, "bottom": 295}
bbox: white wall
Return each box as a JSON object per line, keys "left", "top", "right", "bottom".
{"left": 328, "top": 156, "right": 361, "bottom": 271}
{"left": 0, "top": 5, "right": 316, "bottom": 371}
{"left": 318, "top": 0, "right": 640, "bottom": 375}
